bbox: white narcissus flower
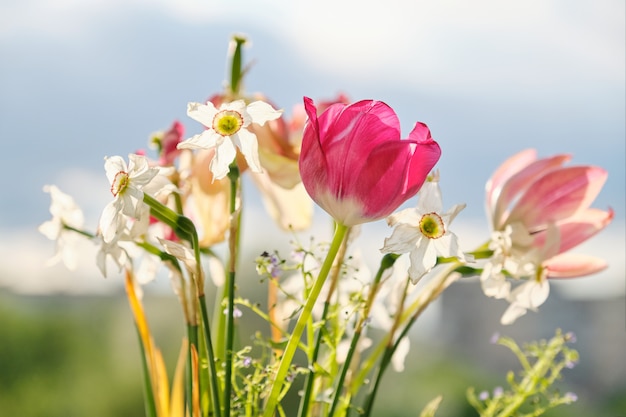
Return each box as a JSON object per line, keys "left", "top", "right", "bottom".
{"left": 500, "top": 275, "right": 550, "bottom": 325}
{"left": 39, "top": 185, "right": 85, "bottom": 270}
{"left": 95, "top": 235, "right": 129, "bottom": 278}
{"left": 177, "top": 99, "right": 282, "bottom": 180}
{"left": 99, "top": 154, "right": 160, "bottom": 243}
{"left": 381, "top": 173, "right": 466, "bottom": 284}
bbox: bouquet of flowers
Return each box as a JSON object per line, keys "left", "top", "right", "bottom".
{"left": 40, "top": 34, "right": 613, "bottom": 417}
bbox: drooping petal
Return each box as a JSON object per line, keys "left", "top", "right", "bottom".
{"left": 543, "top": 253, "right": 608, "bottom": 278}
{"left": 257, "top": 148, "right": 302, "bottom": 189}
{"left": 249, "top": 171, "right": 313, "bottom": 231}
{"left": 233, "top": 128, "right": 262, "bottom": 173}
{"left": 500, "top": 279, "right": 550, "bottom": 325}
{"left": 480, "top": 264, "right": 511, "bottom": 299}
{"left": 507, "top": 166, "right": 608, "bottom": 231}
{"left": 38, "top": 219, "right": 62, "bottom": 240}
{"left": 188, "top": 150, "right": 230, "bottom": 246}
{"left": 99, "top": 199, "right": 123, "bottom": 243}
{"left": 532, "top": 208, "right": 614, "bottom": 254}
{"left": 408, "top": 239, "right": 436, "bottom": 283}
{"left": 211, "top": 138, "right": 238, "bottom": 180}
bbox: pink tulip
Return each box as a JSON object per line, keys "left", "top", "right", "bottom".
{"left": 158, "top": 121, "right": 185, "bottom": 166}
{"left": 486, "top": 148, "right": 613, "bottom": 278}
{"left": 299, "top": 97, "right": 441, "bottom": 226}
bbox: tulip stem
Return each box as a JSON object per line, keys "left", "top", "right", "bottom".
{"left": 298, "top": 227, "right": 352, "bottom": 417}
{"left": 263, "top": 222, "right": 350, "bottom": 417}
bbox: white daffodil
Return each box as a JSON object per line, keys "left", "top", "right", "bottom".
{"left": 99, "top": 154, "right": 159, "bottom": 243}
{"left": 39, "top": 185, "right": 85, "bottom": 270}
{"left": 95, "top": 234, "right": 129, "bottom": 278}
{"left": 177, "top": 99, "right": 282, "bottom": 180}
{"left": 483, "top": 223, "right": 561, "bottom": 325}
{"left": 500, "top": 273, "right": 550, "bottom": 325}
{"left": 381, "top": 173, "right": 466, "bottom": 284}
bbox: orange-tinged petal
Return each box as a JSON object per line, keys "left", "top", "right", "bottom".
{"left": 249, "top": 171, "right": 313, "bottom": 231}
{"left": 125, "top": 270, "right": 166, "bottom": 417}
{"left": 169, "top": 339, "right": 188, "bottom": 417}
{"left": 188, "top": 150, "right": 230, "bottom": 246}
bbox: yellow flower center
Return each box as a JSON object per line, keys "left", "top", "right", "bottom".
{"left": 419, "top": 212, "right": 445, "bottom": 239}
{"left": 212, "top": 110, "right": 244, "bottom": 136}
{"left": 111, "top": 171, "right": 129, "bottom": 196}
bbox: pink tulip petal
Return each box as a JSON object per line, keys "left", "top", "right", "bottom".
{"left": 507, "top": 166, "right": 608, "bottom": 231}
{"left": 300, "top": 97, "right": 331, "bottom": 195}
{"left": 300, "top": 97, "right": 440, "bottom": 226}
{"left": 486, "top": 149, "right": 537, "bottom": 221}
{"left": 544, "top": 253, "right": 608, "bottom": 278}
{"left": 533, "top": 207, "right": 614, "bottom": 254}
{"left": 405, "top": 123, "right": 442, "bottom": 195}
{"left": 492, "top": 154, "right": 571, "bottom": 229}
{"left": 356, "top": 137, "right": 439, "bottom": 220}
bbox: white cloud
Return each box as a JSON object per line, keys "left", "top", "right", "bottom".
{"left": 281, "top": 0, "right": 625, "bottom": 95}
{"left": 4, "top": 0, "right": 622, "bottom": 98}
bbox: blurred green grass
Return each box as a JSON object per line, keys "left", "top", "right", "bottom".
{"left": 1, "top": 291, "right": 623, "bottom": 417}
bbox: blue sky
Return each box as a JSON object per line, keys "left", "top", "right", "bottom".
{"left": 0, "top": 0, "right": 624, "bottom": 297}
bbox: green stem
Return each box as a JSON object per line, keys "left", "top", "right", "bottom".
{"left": 263, "top": 223, "right": 349, "bottom": 417}
{"left": 359, "top": 261, "right": 462, "bottom": 417}
{"left": 134, "top": 325, "right": 158, "bottom": 417}
{"left": 63, "top": 224, "right": 96, "bottom": 239}
{"left": 224, "top": 269, "right": 236, "bottom": 415}
{"left": 199, "top": 295, "right": 223, "bottom": 417}
{"left": 224, "top": 163, "right": 241, "bottom": 415}
{"left": 187, "top": 323, "right": 199, "bottom": 417}
{"left": 296, "top": 302, "right": 328, "bottom": 417}
{"left": 494, "top": 335, "right": 564, "bottom": 417}
{"left": 327, "top": 254, "right": 398, "bottom": 417}
{"left": 298, "top": 228, "right": 354, "bottom": 417}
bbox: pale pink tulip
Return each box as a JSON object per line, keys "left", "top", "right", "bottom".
{"left": 300, "top": 97, "right": 441, "bottom": 226}
{"left": 483, "top": 149, "right": 613, "bottom": 323}
{"left": 485, "top": 148, "right": 613, "bottom": 276}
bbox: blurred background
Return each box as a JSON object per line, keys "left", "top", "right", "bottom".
{"left": 1, "top": 1, "right": 624, "bottom": 416}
